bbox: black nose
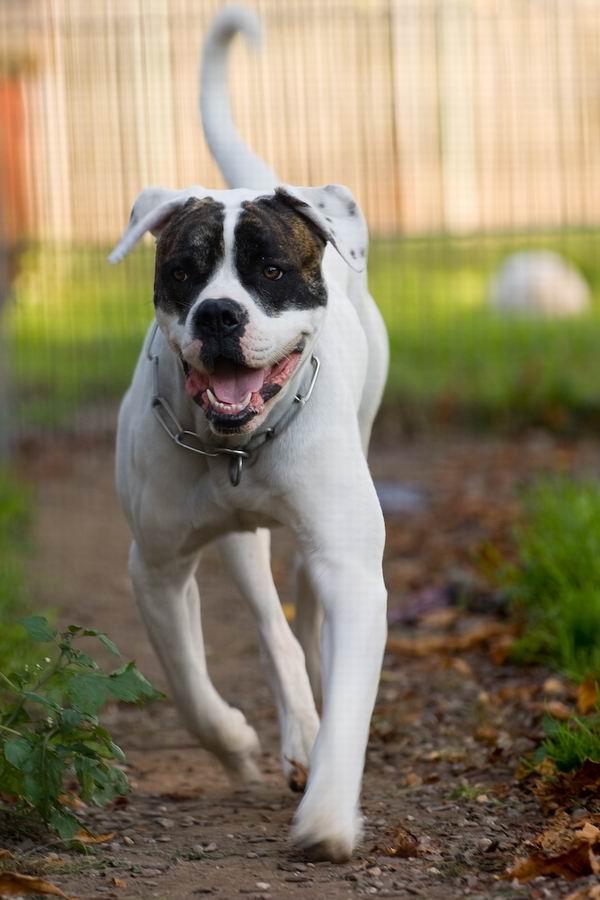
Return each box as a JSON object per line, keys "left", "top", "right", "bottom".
{"left": 193, "top": 298, "right": 248, "bottom": 339}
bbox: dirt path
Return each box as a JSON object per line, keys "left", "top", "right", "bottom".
{"left": 12, "top": 431, "right": 600, "bottom": 899}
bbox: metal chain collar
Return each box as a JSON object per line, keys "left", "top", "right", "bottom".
{"left": 147, "top": 323, "right": 320, "bottom": 486}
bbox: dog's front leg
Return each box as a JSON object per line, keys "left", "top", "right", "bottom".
{"left": 216, "top": 528, "right": 319, "bottom": 791}
{"left": 128, "top": 541, "right": 262, "bottom": 782}
{"left": 289, "top": 464, "right": 387, "bottom": 863}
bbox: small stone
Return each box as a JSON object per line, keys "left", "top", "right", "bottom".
{"left": 157, "top": 835, "right": 171, "bottom": 842}
{"left": 123, "top": 836, "right": 135, "bottom": 846}
{"left": 368, "top": 866, "right": 382, "bottom": 876}
{"left": 156, "top": 817, "right": 176, "bottom": 829}
{"left": 477, "top": 837, "right": 494, "bottom": 852}
{"left": 256, "top": 883, "right": 270, "bottom": 891}
{"left": 427, "top": 867, "right": 440, "bottom": 875}
{"left": 476, "top": 794, "right": 489, "bottom": 804}
{"left": 246, "top": 851, "right": 258, "bottom": 859}
{"left": 182, "top": 816, "right": 196, "bottom": 827}
{"left": 204, "top": 842, "right": 218, "bottom": 852}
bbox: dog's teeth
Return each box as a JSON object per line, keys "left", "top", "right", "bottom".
{"left": 206, "top": 389, "right": 251, "bottom": 414}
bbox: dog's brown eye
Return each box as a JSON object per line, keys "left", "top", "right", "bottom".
{"left": 263, "top": 265, "right": 283, "bottom": 281}
{"left": 172, "top": 268, "right": 188, "bottom": 283}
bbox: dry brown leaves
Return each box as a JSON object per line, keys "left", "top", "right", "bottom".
{"left": 374, "top": 824, "right": 420, "bottom": 858}
{"left": 73, "top": 829, "right": 115, "bottom": 845}
{"left": 577, "top": 678, "right": 598, "bottom": 715}
{"left": 0, "top": 872, "right": 70, "bottom": 897}
{"left": 532, "top": 760, "right": 600, "bottom": 814}
{"left": 386, "top": 619, "right": 514, "bottom": 658}
{"left": 506, "top": 814, "right": 600, "bottom": 882}
{"left": 566, "top": 885, "right": 600, "bottom": 900}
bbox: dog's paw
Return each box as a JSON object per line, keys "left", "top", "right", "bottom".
{"left": 216, "top": 712, "right": 263, "bottom": 784}
{"left": 291, "top": 797, "right": 361, "bottom": 863}
{"left": 281, "top": 711, "right": 319, "bottom": 793}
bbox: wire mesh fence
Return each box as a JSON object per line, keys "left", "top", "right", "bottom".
{"left": 1, "top": 0, "right": 600, "bottom": 442}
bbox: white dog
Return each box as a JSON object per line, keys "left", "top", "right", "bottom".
{"left": 109, "top": 6, "right": 388, "bottom": 862}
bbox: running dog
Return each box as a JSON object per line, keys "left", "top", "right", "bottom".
{"left": 109, "top": 5, "right": 388, "bottom": 862}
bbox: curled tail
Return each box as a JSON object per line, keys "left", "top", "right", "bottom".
{"left": 200, "top": 6, "right": 277, "bottom": 190}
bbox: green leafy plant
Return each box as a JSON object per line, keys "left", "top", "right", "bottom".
{"left": 0, "top": 617, "right": 163, "bottom": 839}
{"left": 0, "top": 473, "right": 36, "bottom": 672}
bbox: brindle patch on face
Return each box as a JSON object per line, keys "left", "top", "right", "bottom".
{"left": 234, "top": 196, "right": 328, "bottom": 316}
{"left": 154, "top": 198, "right": 225, "bottom": 323}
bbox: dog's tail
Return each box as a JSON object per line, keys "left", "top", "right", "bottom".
{"left": 200, "top": 6, "right": 277, "bottom": 190}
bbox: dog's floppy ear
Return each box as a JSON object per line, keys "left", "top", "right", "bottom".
{"left": 275, "top": 184, "right": 368, "bottom": 273}
{"left": 108, "top": 186, "right": 204, "bottom": 264}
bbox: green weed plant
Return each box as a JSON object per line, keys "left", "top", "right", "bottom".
{"left": 0, "top": 617, "right": 162, "bottom": 839}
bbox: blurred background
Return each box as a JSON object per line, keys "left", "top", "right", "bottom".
{"left": 1, "top": 0, "right": 600, "bottom": 441}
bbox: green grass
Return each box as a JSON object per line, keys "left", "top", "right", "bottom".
{"left": 6, "top": 228, "right": 600, "bottom": 430}
{"left": 502, "top": 478, "right": 600, "bottom": 680}
{"left": 0, "top": 473, "right": 36, "bottom": 671}
{"left": 371, "top": 229, "right": 600, "bottom": 429}
{"left": 540, "top": 713, "right": 600, "bottom": 772}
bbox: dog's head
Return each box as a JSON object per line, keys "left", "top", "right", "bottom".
{"left": 110, "top": 184, "right": 367, "bottom": 435}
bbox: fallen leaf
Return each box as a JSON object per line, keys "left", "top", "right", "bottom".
{"left": 386, "top": 621, "right": 512, "bottom": 657}
{"left": 506, "top": 813, "right": 600, "bottom": 882}
{"left": 419, "top": 608, "right": 460, "bottom": 629}
{"left": 577, "top": 677, "right": 598, "bottom": 715}
{"left": 0, "top": 872, "right": 69, "bottom": 897}
{"left": 450, "top": 657, "right": 473, "bottom": 677}
{"left": 489, "top": 632, "right": 514, "bottom": 665}
{"left": 506, "top": 843, "right": 597, "bottom": 882}
{"left": 545, "top": 700, "right": 572, "bottom": 720}
{"left": 543, "top": 677, "right": 567, "bottom": 696}
{"left": 0, "top": 850, "right": 14, "bottom": 859}
{"left": 566, "top": 885, "right": 600, "bottom": 900}
{"left": 475, "top": 725, "right": 499, "bottom": 746}
{"left": 375, "top": 824, "right": 420, "bottom": 858}
{"left": 74, "top": 829, "right": 115, "bottom": 844}
{"left": 405, "top": 771, "right": 422, "bottom": 787}
{"left": 533, "top": 760, "right": 600, "bottom": 813}
{"left": 575, "top": 822, "right": 600, "bottom": 844}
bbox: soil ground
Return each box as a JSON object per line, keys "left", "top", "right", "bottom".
{"left": 6, "top": 428, "right": 600, "bottom": 899}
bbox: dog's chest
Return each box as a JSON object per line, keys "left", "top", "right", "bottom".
{"left": 188, "top": 462, "right": 285, "bottom": 535}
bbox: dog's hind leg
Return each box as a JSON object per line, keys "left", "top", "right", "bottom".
{"left": 216, "top": 529, "right": 319, "bottom": 792}
{"left": 293, "top": 559, "right": 323, "bottom": 708}
{"left": 128, "top": 540, "right": 262, "bottom": 783}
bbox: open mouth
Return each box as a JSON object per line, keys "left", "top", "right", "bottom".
{"left": 183, "top": 343, "right": 305, "bottom": 431}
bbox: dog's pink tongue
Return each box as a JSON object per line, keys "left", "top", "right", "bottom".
{"left": 210, "top": 363, "right": 267, "bottom": 404}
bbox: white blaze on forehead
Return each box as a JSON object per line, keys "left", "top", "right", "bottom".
{"left": 186, "top": 202, "right": 322, "bottom": 367}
